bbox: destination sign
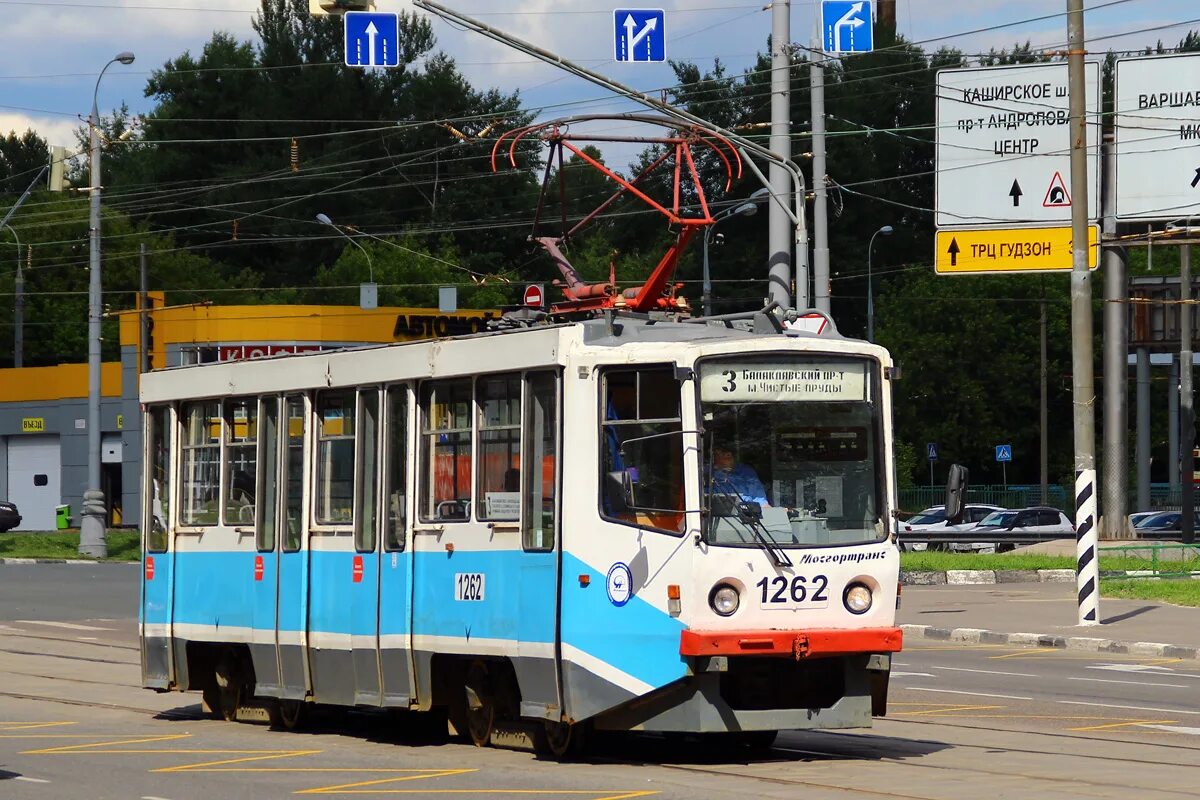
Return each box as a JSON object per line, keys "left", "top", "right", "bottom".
{"left": 935, "top": 226, "right": 1099, "bottom": 274}
{"left": 700, "top": 362, "right": 868, "bottom": 403}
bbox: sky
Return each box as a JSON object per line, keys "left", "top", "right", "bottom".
{"left": 2, "top": 0, "right": 1199, "bottom": 165}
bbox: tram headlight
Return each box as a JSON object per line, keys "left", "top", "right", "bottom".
{"left": 709, "top": 584, "right": 740, "bottom": 616}
{"left": 843, "top": 583, "right": 873, "bottom": 615}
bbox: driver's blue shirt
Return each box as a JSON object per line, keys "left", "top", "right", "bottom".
{"left": 711, "top": 464, "right": 769, "bottom": 506}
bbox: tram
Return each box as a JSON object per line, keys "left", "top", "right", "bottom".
{"left": 138, "top": 307, "right": 902, "bottom": 754}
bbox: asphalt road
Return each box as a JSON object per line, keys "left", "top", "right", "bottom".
{"left": 2, "top": 564, "right": 1199, "bottom": 799}
{"left": 0, "top": 563, "right": 138, "bottom": 621}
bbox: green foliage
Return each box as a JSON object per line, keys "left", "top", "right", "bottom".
{"left": 901, "top": 550, "right": 1162, "bottom": 573}
{"left": 1103, "top": 578, "right": 1200, "bottom": 607}
{"left": 0, "top": 531, "right": 140, "bottom": 561}
{"left": 0, "top": 130, "right": 50, "bottom": 194}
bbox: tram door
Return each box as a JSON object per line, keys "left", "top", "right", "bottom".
{"left": 516, "top": 372, "right": 562, "bottom": 714}
{"left": 276, "top": 396, "right": 310, "bottom": 699}
{"left": 252, "top": 397, "right": 283, "bottom": 695}
{"left": 378, "top": 385, "right": 415, "bottom": 705}
{"left": 350, "top": 389, "right": 384, "bottom": 705}
{"left": 141, "top": 405, "right": 174, "bottom": 689}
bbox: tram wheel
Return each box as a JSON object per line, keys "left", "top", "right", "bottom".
{"left": 209, "top": 653, "right": 241, "bottom": 722}
{"left": 464, "top": 660, "right": 496, "bottom": 748}
{"left": 541, "top": 720, "right": 587, "bottom": 760}
{"left": 270, "top": 699, "right": 307, "bottom": 731}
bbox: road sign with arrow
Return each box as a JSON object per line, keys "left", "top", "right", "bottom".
{"left": 935, "top": 226, "right": 1099, "bottom": 274}
{"left": 1115, "top": 52, "right": 1200, "bottom": 221}
{"left": 344, "top": 11, "right": 400, "bottom": 67}
{"left": 822, "top": 1, "right": 873, "bottom": 54}
{"left": 614, "top": 9, "right": 665, "bottom": 62}
{"left": 1009, "top": 179, "right": 1023, "bottom": 207}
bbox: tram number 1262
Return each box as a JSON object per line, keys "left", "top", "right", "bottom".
{"left": 756, "top": 574, "right": 829, "bottom": 609}
{"left": 455, "top": 573, "right": 486, "bottom": 602}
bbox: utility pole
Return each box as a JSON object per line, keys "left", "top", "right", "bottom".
{"left": 1101, "top": 134, "right": 1128, "bottom": 538}
{"left": 769, "top": 0, "right": 795, "bottom": 309}
{"left": 810, "top": 27, "right": 830, "bottom": 313}
{"left": 140, "top": 243, "right": 150, "bottom": 374}
{"left": 1040, "top": 299, "right": 1049, "bottom": 506}
{"left": 1182, "top": 242, "right": 1195, "bottom": 545}
{"left": 1067, "top": 0, "right": 1099, "bottom": 626}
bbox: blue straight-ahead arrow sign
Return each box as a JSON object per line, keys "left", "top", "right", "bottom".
{"left": 344, "top": 11, "right": 400, "bottom": 68}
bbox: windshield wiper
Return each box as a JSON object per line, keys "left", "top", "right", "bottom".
{"left": 708, "top": 482, "right": 792, "bottom": 568}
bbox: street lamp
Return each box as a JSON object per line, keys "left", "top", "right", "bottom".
{"left": 702, "top": 188, "right": 769, "bottom": 316}
{"left": 866, "top": 225, "right": 893, "bottom": 343}
{"left": 81, "top": 50, "right": 135, "bottom": 559}
{"left": 316, "top": 213, "right": 377, "bottom": 310}
{"left": 2, "top": 224, "right": 21, "bottom": 367}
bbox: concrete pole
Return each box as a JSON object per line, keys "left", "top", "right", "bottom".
{"left": 810, "top": 32, "right": 830, "bottom": 313}
{"left": 1066, "top": 0, "right": 1099, "bottom": 625}
{"left": 769, "top": 0, "right": 794, "bottom": 309}
{"left": 1135, "top": 346, "right": 1151, "bottom": 511}
{"left": 140, "top": 243, "right": 150, "bottom": 374}
{"left": 81, "top": 52, "right": 134, "bottom": 558}
{"left": 1182, "top": 244, "right": 1195, "bottom": 544}
{"left": 1170, "top": 354, "right": 1180, "bottom": 491}
{"left": 5, "top": 224, "right": 22, "bottom": 368}
{"left": 1101, "top": 135, "right": 1128, "bottom": 538}
{"left": 1041, "top": 300, "right": 1049, "bottom": 506}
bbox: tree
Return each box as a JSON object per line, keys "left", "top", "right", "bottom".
{"left": 0, "top": 130, "right": 50, "bottom": 195}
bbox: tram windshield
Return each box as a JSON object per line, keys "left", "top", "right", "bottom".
{"left": 699, "top": 356, "right": 884, "bottom": 549}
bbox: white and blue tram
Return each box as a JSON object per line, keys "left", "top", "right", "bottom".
{"left": 139, "top": 311, "right": 902, "bottom": 752}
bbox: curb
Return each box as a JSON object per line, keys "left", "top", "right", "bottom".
{"left": 0, "top": 558, "right": 130, "bottom": 565}
{"left": 899, "top": 569, "right": 1200, "bottom": 585}
{"left": 901, "top": 623, "right": 1200, "bottom": 661}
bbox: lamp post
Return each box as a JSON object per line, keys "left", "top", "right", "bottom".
{"left": 866, "top": 225, "right": 893, "bottom": 343}
{"left": 702, "top": 189, "right": 769, "bottom": 316}
{"left": 316, "top": 213, "right": 377, "bottom": 310}
{"left": 3, "top": 224, "right": 21, "bottom": 368}
{"left": 81, "top": 50, "right": 135, "bottom": 559}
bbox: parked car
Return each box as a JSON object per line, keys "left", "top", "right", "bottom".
{"left": 1135, "top": 511, "right": 1200, "bottom": 539}
{"left": 898, "top": 504, "right": 1005, "bottom": 551}
{"left": 960, "top": 506, "right": 1075, "bottom": 552}
{"left": 1129, "top": 511, "right": 1159, "bottom": 529}
{"left": 0, "top": 500, "right": 21, "bottom": 532}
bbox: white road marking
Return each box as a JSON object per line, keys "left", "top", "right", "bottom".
{"left": 891, "top": 671, "right": 935, "bottom": 677}
{"left": 933, "top": 666, "right": 1037, "bottom": 678}
{"left": 0, "top": 625, "right": 26, "bottom": 633}
{"left": 15, "top": 777, "right": 50, "bottom": 784}
{"left": 1089, "top": 663, "right": 1178, "bottom": 674}
{"left": 14, "top": 620, "right": 113, "bottom": 631}
{"left": 76, "top": 637, "right": 98, "bottom": 641}
{"left": 1068, "top": 676, "right": 1187, "bottom": 688}
{"left": 142, "top": 796, "right": 174, "bottom": 800}
{"left": 1139, "top": 724, "right": 1200, "bottom": 736}
{"left": 905, "top": 687, "right": 1033, "bottom": 700}
{"left": 1059, "top": 700, "right": 1200, "bottom": 716}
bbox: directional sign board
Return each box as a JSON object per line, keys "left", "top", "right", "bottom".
{"left": 936, "top": 62, "right": 1100, "bottom": 228}
{"left": 614, "top": 9, "right": 665, "bottom": 63}
{"left": 344, "top": 11, "right": 400, "bottom": 68}
{"left": 935, "top": 225, "right": 1099, "bottom": 275}
{"left": 995, "top": 444, "right": 1012, "bottom": 463}
{"left": 1115, "top": 53, "right": 1200, "bottom": 221}
{"left": 822, "top": 1, "right": 873, "bottom": 54}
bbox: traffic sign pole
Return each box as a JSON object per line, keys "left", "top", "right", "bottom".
{"left": 1067, "top": 0, "right": 1100, "bottom": 627}
{"left": 1101, "top": 133, "right": 1129, "bottom": 543}
{"left": 769, "top": 0, "right": 794, "bottom": 310}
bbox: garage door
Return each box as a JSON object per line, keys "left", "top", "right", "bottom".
{"left": 6, "top": 435, "right": 61, "bottom": 531}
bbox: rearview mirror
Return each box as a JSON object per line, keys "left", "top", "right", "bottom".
{"left": 605, "top": 470, "right": 634, "bottom": 513}
{"left": 945, "top": 463, "right": 969, "bottom": 524}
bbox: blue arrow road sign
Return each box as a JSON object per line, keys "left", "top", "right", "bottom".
{"left": 344, "top": 11, "right": 400, "bottom": 68}
{"left": 614, "top": 9, "right": 665, "bottom": 63}
{"left": 995, "top": 444, "right": 1013, "bottom": 463}
{"left": 822, "top": 0, "right": 874, "bottom": 54}
{"left": 927, "top": 443, "right": 938, "bottom": 461}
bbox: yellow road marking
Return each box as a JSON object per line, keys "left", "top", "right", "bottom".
{"left": 892, "top": 704, "right": 1002, "bottom": 716}
{"left": 23, "top": 734, "right": 191, "bottom": 754}
{"left": 1069, "top": 719, "right": 1177, "bottom": 732}
{"left": 155, "top": 750, "right": 323, "bottom": 772}
{"left": 0, "top": 722, "right": 76, "bottom": 731}
{"left": 300, "top": 792, "right": 657, "bottom": 798}
{"left": 296, "top": 770, "right": 478, "bottom": 794}
{"left": 988, "top": 648, "right": 1060, "bottom": 659}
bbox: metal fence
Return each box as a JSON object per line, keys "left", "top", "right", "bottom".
{"left": 899, "top": 484, "right": 1069, "bottom": 515}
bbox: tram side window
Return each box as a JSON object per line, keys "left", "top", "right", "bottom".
{"left": 600, "top": 367, "right": 685, "bottom": 534}
{"left": 478, "top": 374, "right": 521, "bottom": 521}
{"left": 223, "top": 397, "right": 258, "bottom": 526}
{"left": 181, "top": 401, "right": 220, "bottom": 526}
{"left": 146, "top": 405, "right": 171, "bottom": 552}
{"left": 421, "top": 379, "right": 472, "bottom": 521}
{"left": 522, "top": 372, "right": 558, "bottom": 551}
{"left": 257, "top": 398, "right": 280, "bottom": 553}
{"left": 384, "top": 386, "right": 408, "bottom": 551}
{"left": 283, "top": 395, "right": 306, "bottom": 552}
{"left": 317, "top": 391, "right": 356, "bottom": 525}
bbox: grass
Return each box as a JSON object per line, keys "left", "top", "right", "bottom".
{"left": 0, "top": 530, "right": 140, "bottom": 561}
{"left": 1101, "top": 579, "right": 1200, "bottom": 607}
{"left": 899, "top": 550, "right": 1177, "bottom": 573}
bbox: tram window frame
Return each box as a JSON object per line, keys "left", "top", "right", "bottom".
{"left": 383, "top": 384, "right": 410, "bottom": 552}
{"left": 476, "top": 373, "right": 522, "bottom": 522}
{"left": 145, "top": 404, "right": 172, "bottom": 553}
{"left": 222, "top": 397, "right": 259, "bottom": 527}
{"left": 315, "top": 390, "right": 356, "bottom": 527}
{"left": 256, "top": 396, "right": 281, "bottom": 553}
{"left": 522, "top": 371, "right": 560, "bottom": 552}
{"left": 282, "top": 394, "right": 306, "bottom": 552}
{"left": 354, "top": 388, "right": 381, "bottom": 553}
{"left": 419, "top": 378, "right": 474, "bottom": 523}
{"left": 598, "top": 365, "right": 686, "bottom": 536}
{"left": 179, "top": 400, "right": 221, "bottom": 528}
